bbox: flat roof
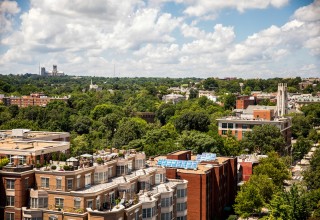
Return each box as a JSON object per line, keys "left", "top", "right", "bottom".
{"left": 168, "top": 150, "right": 190, "bottom": 156}
{"left": 0, "top": 129, "right": 69, "bottom": 137}
{"left": 0, "top": 140, "right": 69, "bottom": 156}
{"left": 150, "top": 154, "right": 232, "bottom": 175}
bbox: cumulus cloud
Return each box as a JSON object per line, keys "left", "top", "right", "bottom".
{"left": 0, "top": 0, "right": 20, "bottom": 34}
{"left": 181, "top": 0, "right": 289, "bottom": 17}
{"left": 0, "top": 0, "right": 319, "bottom": 78}
{"left": 228, "top": 1, "right": 320, "bottom": 63}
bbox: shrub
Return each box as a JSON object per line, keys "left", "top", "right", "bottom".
{"left": 0, "top": 158, "right": 9, "bottom": 169}
{"left": 35, "top": 163, "right": 42, "bottom": 169}
{"left": 51, "top": 165, "right": 57, "bottom": 170}
{"left": 63, "top": 165, "right": 70, "bottom": 170}
{"left": 96, "top": 157, "right": 104, "bottom": 164}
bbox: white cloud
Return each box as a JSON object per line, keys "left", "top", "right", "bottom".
{"left": 181, "top": 0, "right": 289, "bottom": 17}
{"left": 0, "top": 0, "right": 20, "bottom": 34}
{"left": 0, "top": 0, "right": 319, "bottom": 78}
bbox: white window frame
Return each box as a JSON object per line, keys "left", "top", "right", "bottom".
{"left": 5, "top": 212, "right": 14, "bottom": 220}
{"left": 41, "top": 177, "right": 49, "bottom": 188}
{"left": 6, "top": 179, "right": 15, "bottom": 189}
{"left": 85, "top": 174, "right": 91, "bottom": 187}
{"left": 6, "top": 196, "right": 14, "bottom": 206}
{"left": 55, "top": 198, "right": 64, "bottom": 209}
{"left": 67, "top": 178, "right": 73, "bottom": 190}
{"left": 56, "top": 178, "right": 62, "bottom": 190}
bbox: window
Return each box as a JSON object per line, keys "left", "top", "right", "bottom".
{"left": 96, "top": 197, "right": 100, "bottom": 210}
{"left": 87, "top": 200, "right": 93, "bottom": 209}
{"left": 222, "top": 130, "right": 227, "bottom": 135}
{"left": 142, "top": 207, "right": 155, "bottom": 218}
{"left": 85, "top": 174, "right": 91, "bottom": 187}
{"left": 5, "top": 212, "right": 14, "bottom": 220}
{"left": 116, "top": 165, "right": 128, "bottom": 176}
{"left": 41, "top": 177, "right": 49, "bottom": 188}
{"left": 177, "top": 202, "right": 187, "bottom": 211}
{"left": 55, "top": 198, "right": 64, "bottom": 208}
{"left": 49, "top": 216, "right": 58, "bottom": 220}
{"left": 177, "top": 189, "right": 187, "bottom": 198}
{"left": 155, "top": 173, "right": 165, "bottom": 184}
{"left": 161, "top": 197, "right": 172, "bottom": 207}
{"left": 134, "top": 210, "right": 139, "bottom": 220}
{"left": 228, "top": 123, "right": 234, "bottom": 129}
{"left": 109, "top": 192, "right": 115, "bottom": 205}
{"left": 242, "top": 124, "right": 248, "bottom": 129}
{"left": 108, "top": 167, "right": 113, "bottom": 177}
{"left": 19, "top": 156, "right": 26, "bottom": 165}
{"left": 6, "top": 179, "right": 15, "bottom": 189}
{"left": 56, "top": 178, "right": 62, "bottom": 190}
{"left": 39, "top": 197, "right": 48, "bottom": 208}
{"left": 94, "top": 172, "right": 107, "bottom": 184}
{"left": 24, "top": 178, "right": 29, "bottom": 189}
{"left": 74, "top": 198, "right": 81, "bottom": 209}
{"left": 222, "top": 123, "right": 227, "bottom": 128}
{"left": 6, "top": 196, "right": 14, "bottom": 206}
{"left": 161, "top": 212, "right": 172, "bottom": 220}
{"left": 139, "top": 181, "right": 149, "bottom": 191}
{"left": 31, "top": 197, "right": 48, "bottom": 208}
{"left": 135, "top": 159, "right": 145, "bottom": 169}
{"left": 128, "top": 161, "right": 133, "bottom": 172}
{"left": 77, "top": 176, "right": 81, "bottom": 189}
{"left": 177, "top": 216, "right": 187, "bottom": 220}
{"left": 67, "top": 179, "right": 73, "bottom": 190}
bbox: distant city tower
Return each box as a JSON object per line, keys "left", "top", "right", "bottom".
{"left": 276, "top": 83, "right": 288, "bottom": 117}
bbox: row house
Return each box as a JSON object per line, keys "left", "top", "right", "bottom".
{"left": 20, "top": 152, "right": 187, "bottom": 220}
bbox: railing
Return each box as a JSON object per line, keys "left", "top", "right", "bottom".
{"left": 47, "top": 204, "right": 85, "bottom": 214}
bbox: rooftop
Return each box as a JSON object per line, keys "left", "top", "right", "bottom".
{"left": 0, "top": 139, "right": 69, "bottom": 155}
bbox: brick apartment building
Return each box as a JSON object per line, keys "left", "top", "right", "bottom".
{"left": 217, "top": 105, "right": 292, "bottom": 146}
{"left": 0, "top": 129, "right": 188, "bottom": 220}
{"left": 2, "top": 93, "right": 69, "bottom": 108}
{"left": 151, "top": 151, "right": 237, "bottom": 220}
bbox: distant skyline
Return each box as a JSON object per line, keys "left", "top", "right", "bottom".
{"left": 0, "top": 0, "right": 319, "bottom": 78}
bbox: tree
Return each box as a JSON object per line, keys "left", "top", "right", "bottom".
{"left": 301, "top": 103, "right": 320, "bottom": 127}
{"left": 268, "top": 192, "right": 293, "bottom": 220}
{"left": 90, "top": 104, "right": 123, "bottom": 120}
{"left": 223, "top": 93, "right": 236, "bottom": 110}
{"left": 291, "top": 114, "right": 312, "bottom": 138}
{"left": 240, "top": 125, "right": 286, "bottom": 154}
{"left": 112, "top": 117, "right": 148, "bottom": 148}
{"left": 234, "top": 182, "right": 264, "bottom": 218}
{"left": 203, "top": 78, "right": 218, "bottom": 91}
{"left": 292, "top": 136, "right": 312, "bottom": 160}
{"left": 222, "top": 133, "right": 242, "bottom": 156}
{"left": 156, "top": 103, "right": 176, "bottom": 125}
{"left": 253, "top": 151, "right": 290, "bottom": 187}
{"left": 174, "top": 111, "right": 210, "bottom": 132}
{"left": 179, "top": 130, "right": 221, "bottom": 154}
{"left": 285, "top": 185, "right": 310, "bottom": 220}
{"left": 248, "top": 174, "right": 277, "bottom": 203}
{"left": 73, "top": 116, "right": 92, "bottom": 135}
{"left": 304, "top": 148, "right": 320, "bottom": 190}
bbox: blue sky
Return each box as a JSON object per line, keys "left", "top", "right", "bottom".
{"left": 0, "top": 0, "right": 319, "bottom": 78}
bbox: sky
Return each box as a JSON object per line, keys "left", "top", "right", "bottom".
{"left": 0, "top": 0, "right": 319, "bottom": 78}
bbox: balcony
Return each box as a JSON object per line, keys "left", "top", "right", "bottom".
{"left": 2, "top": 164, "right": 33, "bottom": 172}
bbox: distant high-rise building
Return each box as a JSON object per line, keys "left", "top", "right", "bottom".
{"left": 40, "top": 67, "right": 46, "bottom": 76}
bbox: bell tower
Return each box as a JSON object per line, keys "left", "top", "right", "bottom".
{"left": 276, "top": 83, "right": 288, "bottom": 117}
